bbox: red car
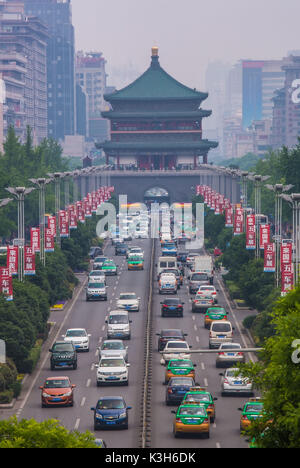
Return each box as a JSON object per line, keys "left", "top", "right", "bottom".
{"left": 40, "top": 376, "right": 75, "bottom": 407}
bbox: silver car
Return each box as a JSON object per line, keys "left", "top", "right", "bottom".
{"left": 216, "top": 343, "right": 245, "bottom": 368}
{"left": 99, "top": 340, "right": 128, "bottom": 362}
{"left": 219, "top": 368, "right": 254, "bottom": 396}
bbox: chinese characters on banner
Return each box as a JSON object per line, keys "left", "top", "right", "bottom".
{"left": 48, "top": 216, "right": 56, "bottom": 237}
{"left": 246, "top": 215, "right": 256, "bottom": 250}
{"left": 225, "top": 207, "right": 233, "bottom": 228}
{"left": 7, "top": 246, "right": 18, "bottom": 276}
{"left": 45, "top": 228, "right": 55, "bottom": 252}
{"left": 281, "top": 243, "right": 294, "bottom": 294}
{"left": 0, "top": 267, "right": 13, "bottom": 301}
{"left": 259, "top": 224, "right": 270, "bottom": 250}
{"left": 24, "top": 247, "right": 36, "bottom": 276}
{"left": 31, "top": 227, "right": 40, "bottom": 253}
{"left": 264, "top": 243, "right": 276, "bottom": 272}
{"left": 59, "top": 211, "right": 69, "bottom": 238}
{"left": 234, "top": 207, "right": 243, "bottom": 236}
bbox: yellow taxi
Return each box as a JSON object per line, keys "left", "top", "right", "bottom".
{"left": 164, "top": 359, "right": 196, "bottom": 384}
{"left": 172, "top": 403, "right": 210, "bottom": 438}
{"left": 239, "top": 398, "right": 264, "bottom": 432}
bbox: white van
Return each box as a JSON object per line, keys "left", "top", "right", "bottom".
{"left": 105, "top": 310, "right": 132, "bottom": 340}
{"left": 156, "top": 256, "right": 178, "bottom": 280}
{"left": 159, "top": 273, "right": 177, "bottom": 295}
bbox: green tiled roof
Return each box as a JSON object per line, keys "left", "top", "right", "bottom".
{"left": 101, "top": 110, "right": 211, "bottom": 120}
{"left": 101, "top": 140, "right": 218, "bottom": 152}
{"left": 104, "top": 56, "right": 208, "bottom": 102}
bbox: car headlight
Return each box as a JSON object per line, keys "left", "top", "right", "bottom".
{"left": 64, "top": 391, "right": 72, "bottom": 397}
{"left": 42, "top": 392, "right": 49, "bottom": 398}
{"left": 95, "top": 413, "right": 103, "bottom": 419}
{"left": 119, "top": 412, "right": 127, "bottom": 419}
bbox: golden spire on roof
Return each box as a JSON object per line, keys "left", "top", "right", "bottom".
{"left": 151, "top": 46, "right": 159, "bottom": 57}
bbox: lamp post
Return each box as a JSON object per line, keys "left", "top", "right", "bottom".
{"left": 0, "top": 198, "right": 12, "bottom": 208}
{"left": 29, "top": 178, "right": 52, "bottom": 266}
{"left": 5, "top": 187, "right": 35, "bottom": 282}
{"left": 265, "top": 184, "right": 293, "bottom": 287}
{"left": 64, "top": 172, "right": 71, "bottom": 208}
{"left": 281, "top": 193, "right": 300, "bottom": 285}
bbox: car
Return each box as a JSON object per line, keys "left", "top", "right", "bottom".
{"left": 164, "top": 359, "right": 196, "bottom": 384}
{"left": 106, "top": 310, "right": 132, "bottom": 340}
{"left": 238, "top": 398, "right": 264, "bottom": 433}
{"left": 159, "top": 268, "right": 183, "bottom": 286}
{"left": 49, "top": 342, "right": 77, "bottom": 370}
{"left": 172, "top": 404, "right": 210, "bottom": 438}
{"left": 99, "top": 340, "right": 128, "bottom": 362}
{"left": 156, "top": 329, "right": 188, "bottom": 352}
{"left": 204, "top": 307, "right": 228, "bottom": 329}
{"left": 186, "top": 254, "right": 201, "bottom": 270}
{"left": 219, "top": 368, "right": 254, "bottom": 396}
{"left": 101, "top": 259, "right": 118, "bottom": 276}
{"left": 86, "top": 280, "right": 107, "bottom": 301}
{"left": 182, "top": 387, "right": 218, "bottom": 423}
{"left": 158, "top": 273, "right": 178, "bottom": 295}
{"left": 93, "top": 256, "right": 108, "bottom": 270}
{"left": 127, "top": 255, "right": 144, "bottom": 270}
{"left": 62, "top": 328, "right": 91, "bottom": 352}
{"left": 95, "top": 355, "right": 130, "bottom": 386}
{"left": 127, "top": 247, "right": 144, "bottom": 258}
{"left": 188, "top": 271, "right": 210, "bottom": 294}
{"left": 40, "top": 376, "right": 76, "bottom": 407}
{"left": 116, "top": 292, "right": 140, "bottom": 311}
{"left": 115, "top": 243, "right": 128, "bottom": 256}
{"left": 91, "top": 397, "right": 132, "bottom": 430}
{"left": 165, "top": 377, "right": 196, "bottom": 406}
{"left": 209, "top": 321, "right": 234, "bottom": 349}
{"left": 192, "top": 293, "right": 214, "bottom": 313}
{"left": 162, "top": 242, "right": 177, "bottom": 257}
{"left": 216, "top": 342, "right": 245, "bottom": 368}
{"left": 177, "top": 251, "right": 189, "bottom": 263}
{"left": 88, "top": 270, "right": 106, "bottom": 283}
{"left": 161, "top": 340, "right": 192, "bottom": 365}
{"left": 160, "top": 298, "right": 184, "bottom": 317}
{"left": 89, "top": 246, "right": 103, "bottom": 259}
{"left": 197, "top": 285, "right": 218, "bottom": 303}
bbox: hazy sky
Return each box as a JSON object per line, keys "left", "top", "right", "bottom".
{"left": 72, "top": 0, "right": 300, "bottom": 90}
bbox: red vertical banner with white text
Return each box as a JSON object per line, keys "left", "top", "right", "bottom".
{"left": 246, "top": 215, "right": 256, "bottom": 250}
{"left": 259, "top": 224, "right": 270, "bottom": 250}
{"left": 264, "top": 243, "right": 276, "bottom": 272}
{"left": 31, "top": 228, "right": 40, "bottom": 253}
{"left": 7, "top": 246, "right": 18, "bottom": 276}
{"left": 24, "top": 247, "right": 36, "bottom": 276}
{"left": 0, "top": 267, "right": 13, "bottom": 301}
{"left": 234, "top": 207, "right": 243, "bottom": 236}
{"left": 45, "top": 228, "right": 55, "bottom": 253}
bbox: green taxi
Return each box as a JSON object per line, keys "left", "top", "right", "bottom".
{"left": 127, "top": 255, "right": 144, "bottom": 271}
{"left": 182, "top": 387, "right": 217, "bottom": 423}
{"left": 239, "top": 398, "right": 264, "bottom": 433}
{"left": 165, "top": 359, "right": 196, "bottom": 384}
{"left": 101, "top": 259, "right": 118, "bottom": 276}
{"left": 204, "top": 307, "right": 228, "bottom": 329}
{"left": 172, "top": 404, "right": 210, "bottom": 438}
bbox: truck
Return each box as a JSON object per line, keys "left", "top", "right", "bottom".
{"left": 192, "top": 255, "right": 214, "bottom": 285}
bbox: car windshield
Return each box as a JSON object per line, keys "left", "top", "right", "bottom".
{"left": 169, "top": 378, "right": 194, "bottom": 386}
{"left": 97, "top": 399, "right": 125, "bottom": 410}
{"left": 246, "top": 404, "right": 263, "bottom": 412}
{"left": 88, "top": 283, "right": 105, "bottom": 288}
{"left": 90, "top": 271, "right": 104, "bottom": 276}
{"left": 100, "top": 359, "right": 124, "bottom": 367}
{"left": 44, "top": 379, "right": 70, "bottom": 388}
{"left": 185, "top": 394, "right": 210, "bottom": 403}
{"left": 52, "top": 343, "right": 74, "bottom": 352}
{"left": 66, "top": 330, "right": 86, "bottom": 337}
{"left": 167, "top": 342, "right": 188, "bottom": 349}
{"left": 191, "top": 274, "right": 208, "bottom": 281}
{"left": 226, "top": 370, "right": 242, "bottom": 378}
{"left": 179, "top": 407, "right": 206, "bottom": 416}
{"left": 109, "top": 315, "right": 128, "bottom": 324}
{"left": 200, "top": 286, "right": 215, "bottom": 291}
{"left": 102, "top": 342, "right": 124, "bottom": 350}
{"left": 119, "top": 294, "right": 136, "bottom": 300}
{"left": 169, "top": 360, "right": 192, "bottom": 367}
{"left": 103, "top": 261, "right": 115, "bottom": 266}
{"left": 95, "top": 257, "right": 106, "bottom": 263}
{"left": 208, "top": 308, "right": 225, "bottom": 314}
{"left": 212, "top": 323, "right": 231, "bottom": 332}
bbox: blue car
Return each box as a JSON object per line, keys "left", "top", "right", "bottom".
{"left": 91, "top": 396, "right": 132, "bottom": 430}
{"left": 165, "top": 377, "right": 196, "bottom": 406}
{"left": 162, "top": 243, "right": 177, "bottom": 256}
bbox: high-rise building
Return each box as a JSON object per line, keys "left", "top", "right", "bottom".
{"left": 242, "top": 60, "right": 285, "bottom": 129}
{"left": 0, "top": 0, "right": 48, "bottom": 143}
{"left": 24, "top": 0, "right": 75, "bottom": 141}
{"left": 75, "top": 51, "right": 109, "bottom": 142}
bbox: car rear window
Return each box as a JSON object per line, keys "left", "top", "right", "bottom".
{"left": 161, "top": 330, "right": 183, "bottom": 337}
{"left": 191, "top": 273, "right": 208, "bottom": 281}
{"left": 167, "top": 342, "right": 188, "bottom": 349}
{"left": 212, "top": 323, "right": 232, "bottom": 332}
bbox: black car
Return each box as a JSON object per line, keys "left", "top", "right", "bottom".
{"left": 91, "top": 396, "right": 132, "bottom": 430}
{"left": 156, "top": 329, "right": 188, "bottom": 352}
{"left": 177, "top": 251, "right": 188, "bottom": 263}
{"left": 89, "top": 247, "right": 103, "bottom": 259}
{"left": 165, "top": 377, "right": 195, "bottom": 405}
{"left": 49, "top": 342, "right": 77, "bottom": 370}
{"left": 160, "top": 298, "right": 184, "bottom": 317}
{"left": 115, "top": 243, "right": 128, "bottom": 256}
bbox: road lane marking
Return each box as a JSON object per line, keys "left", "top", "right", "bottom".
{"left": 216, "top": 442, "right": 221, "bottom": 449}
{"left": 204, "top": 378, "right": 208, "bottom": 387}
{"left": 201, "top": 362, "right": 205, "bottom": 370}
{"left": 74, "top": 418, "right": 80, "bottom": 430}
{"left": 194, "top": 324, "right": 197, "bottom": 331}
{"left": 196, "top": 336, "right": 199, "bottom": 342}
{"left": 86, "top": 379, "right": 91, "bottom": 388}
{"left": 80, "top": 397, "right": 86, "bottom": 407}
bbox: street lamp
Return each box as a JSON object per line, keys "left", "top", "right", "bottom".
{"left": 281, "top": 193, "right": 300, "bottom": 285}
{"left": 5, "top": 187, "right": 35, "bottom": 282}
{"left": 0, "top": 198, "right": 12, "bottom": 208}
{"left": 29, "top": 178, "right": 52, "bottom": 266}
{"left": 265, "top": 184, "right": 294, "bottom": 287}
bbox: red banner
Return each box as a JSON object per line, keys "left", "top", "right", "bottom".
{"left": 264, "top": 243, "right": 276, "bottom": 272}
{"left": 45, "top": 228, "right": 55, "bottom": 252}
{"left": 24, "top": 247, "right": 36, "bottom": 276}
{"left": 7, "top": 246, "right": 18, "bottom": 276}
{"left": 0, "top": 267, "right": 13, "bottom": 301}
{"left": 281, "top": 270, "right": 294, "bottom": 295}
{"left": 48, "top": 216, "right": 56, "bottom": 237}
{"left": 234, "top": 207, "right": 243, "bottom": 236}
{"left": 59, "top": 211, "right": 69, "bottom": 238}
{"left": 281, "top": 243, "right": 292, "bottom": 268}
{"left": 259, "top": 224, "right": 270, "bottom": 250}
{"left": 31, "top": 228, "right": 40, "bottom": 253}
{"left": 246, "top": 215, "right": 256, "bottom": 250}
{"left": 225, "top": 207, "right": 233, "bottom": 228}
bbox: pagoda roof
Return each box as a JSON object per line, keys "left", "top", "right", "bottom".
{"left": 104, "top": 49, "right": 208, "bottom": 103}
{"left": 101, "top": 139, "right": 218, "bottom": 152}
{"left": 102, "top": 110, "right": 212, "bottom": 120}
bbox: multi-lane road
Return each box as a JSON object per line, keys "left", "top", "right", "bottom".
{"left": 1, "top": 237, "right": 255, "bottom": 448}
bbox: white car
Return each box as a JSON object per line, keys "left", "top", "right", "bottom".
{"left": 88, "top": 270, "right": 106, "bottom": 283}
{"left": 95, "top": 355, "right": 130, "bottom": 386}
{"left": 62, "top": 328, "right": 90, "bottom": 352}
{"left": 116, "top": 292, "right": 140, "bottom": 312}
{"left": 197, "top": 285, "right": 218, "bottom": 303}
{"left": 219, "top": 368, "right": 254, "bottom": 396}
{"left": 99, "top": 340, "right": 128, "bottom": 362}
{"left": 161, "top": 340, "right": 192, "bottom": 364}
{"left": 159, "top": 273, "right": 177, "bottom": 295}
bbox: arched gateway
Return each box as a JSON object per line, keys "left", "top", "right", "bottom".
{"left": 99, "top": 47, "right": 218, "bottom": 170}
